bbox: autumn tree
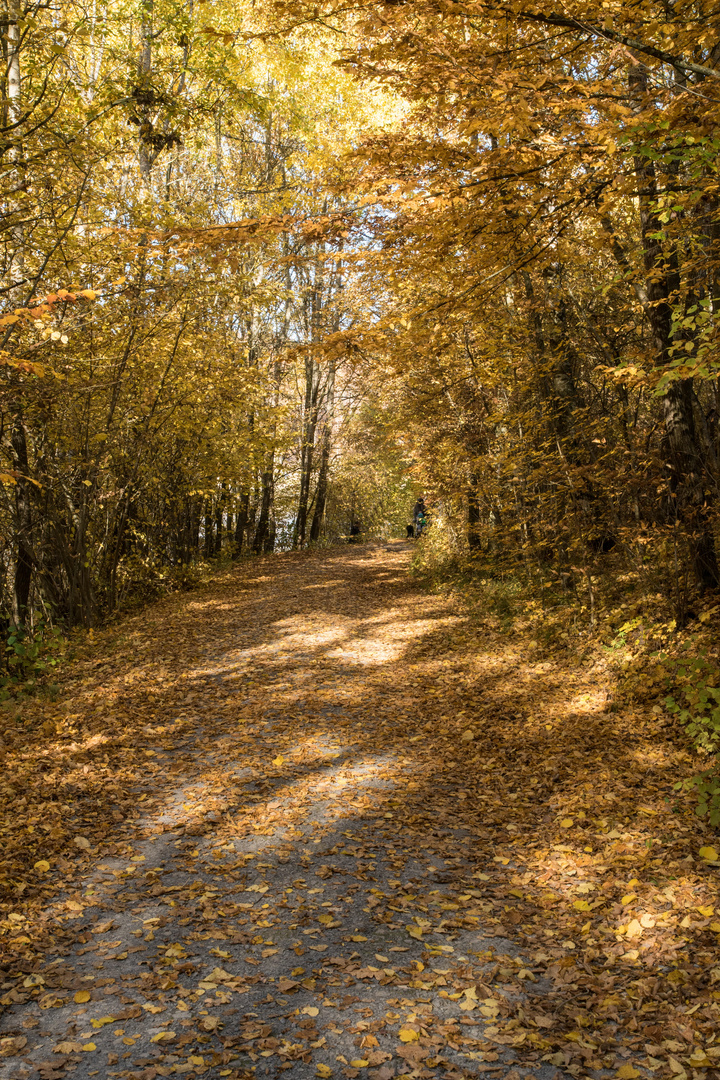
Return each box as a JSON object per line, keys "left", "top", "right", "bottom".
{"left": 282, "top": 0, "right": 720, "bottom": 609}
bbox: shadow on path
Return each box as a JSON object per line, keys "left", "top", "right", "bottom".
{"left": 0, "top": 543, "right": 710, "bottom": 1080}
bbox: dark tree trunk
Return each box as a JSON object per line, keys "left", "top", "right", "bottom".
{"left": 203, "top": 503, "right": 213, "bottom": 559}
{"left": 214, "top": 488, "right": 224, "bottom": 556}
{"left": 294, "top": 359, "right": 318, "bottom": 550}
{"left": 11, "top": 416, "right": 33, "bottom": 625}
{"left": 191, "top": 497, "right": 202, "bottom": 557}
{"left": 253, "top": 457, "right": 275, "bottom": 555}
{"left": 233, "top": 489, "right": 250, "bottom": 558}
{"left": 309, "top": 360, "right": 335, "bottom": 544}
{"left": 309, "top": 438, "right": 330, "bottom": 544}
{"left": 468, "top": 480, "right": 481, "bottom": 550}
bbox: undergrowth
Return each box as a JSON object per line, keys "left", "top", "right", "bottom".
{"left": 411, "top": 520, "right": 720, "bottom": 826}
{"left": 0, "top": 621, "right": 67, "bottom": 700}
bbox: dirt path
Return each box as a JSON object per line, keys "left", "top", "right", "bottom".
{"left": 0, "top": 543, "right": 716, "bottom": 1080}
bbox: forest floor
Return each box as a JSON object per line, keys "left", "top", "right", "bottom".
{"left": 0, "top": 542, "right": 718, "bottom": 1080}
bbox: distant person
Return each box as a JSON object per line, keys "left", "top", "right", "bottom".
{"left": 413, "top": 497, "right": 428, "bottom": 537}
{"left": 406, "top": 523, "right": 414, "bottom": 538}
{"left": 348, "top": 522, "right": 361, "bottom": 543}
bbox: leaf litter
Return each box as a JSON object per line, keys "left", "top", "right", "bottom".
{"left": 0, "top": 542, "right": 718, "bottom": 1080}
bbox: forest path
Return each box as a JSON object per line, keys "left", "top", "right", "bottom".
{"left": 0, "top": 543, "right": 714, "bottom": 1080}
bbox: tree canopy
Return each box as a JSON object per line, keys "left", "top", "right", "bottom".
{"left": 1, "top": 0, "right": 720, "bottom": 630}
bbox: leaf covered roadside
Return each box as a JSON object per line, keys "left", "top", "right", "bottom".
{"left": 0, "top": 542, "right": 718, "bottom": 1080}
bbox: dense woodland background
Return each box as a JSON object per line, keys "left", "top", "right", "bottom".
{"left": 2, "top": 0, "right": 720, "bottom": 639}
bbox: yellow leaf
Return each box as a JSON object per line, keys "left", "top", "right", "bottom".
{"left": 621, "top": 894, "right": 637, "bottom": 906}
{"left": 150, "top": 1031, "right": 176, "bottom": 1042}
{"left": 697, "top": 905, "right": 714, "bottom": 917}
{"left": 399, "top": 1028, "right": 419, "bottom": 1043}
{"left": 625, "top": 919, "right": 643, "bottom": 939}
{"left": 273, "top": 755, "right": 284, "bottom": 766}
{"left": 458, "top": 997, "right": 475, "bottom": 1010}
{"left": 460, "top": 729, "right": 474, "bottom": 742}
{"left": 34, "top": 860, "right": 50, "bottom": 872}
{"left": 164, "top": 943, "right": 187, "bottom": 957}
{"left": 90, "top": 1017, "right": 115, "bottom": 1029}
{"left": 82, "top": 1042, "right": 97, "bottom": 1052}
{"left": 573, "top": 900, "right": 591, "bottom": 911}
{"left": 350, "top": 1061, "right": 369, "bottom": 1068}
{"left": 350, "top": 934, "right": 367, "bottom": 942}
{"left": 559, "top": 818, "right": 573, "bottom": 828}
{"left": 74, "top": 990, "right": 91, "bottom": 1003}
{"left": 142, "top": 1003, "right": 164, "bottom": 1014}
{"left": 699, "top": 846, "right": 718, "bottom": 862}
{"left": 209, "top": 967, "right": 233, "bottom": 982}
{"left": 318, "top": 914, "right": 334, "bottom": 925}
{"left": 710, "top": 921, "right": 720, "bottom": 932}
{"left": 316, "top": 1065, "right": 332, "bottom": 1078}
{"left": 406, "top": 925, "right": 423, "bottom": 939}
{"left": 616, "top": 1066, "right": 640, "bottom": 1079}
{"left": 23, "top": 974, "right": 44, "bottom": 987}
{"left": 302, "top": 1006, "right": 319, "bottom": 1017}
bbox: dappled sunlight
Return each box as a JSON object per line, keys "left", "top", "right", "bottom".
{"left": 0, "top": 544, "right": 716, "bottom": 1080}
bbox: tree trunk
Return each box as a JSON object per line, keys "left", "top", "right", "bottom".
{"left": 214, "top": 485, "right": 225, "bottom": 556}
{"left": 309, "top": 359, "right": 336, "bottom": 543}
{"left": 233, "top": 489, "right": 250, "bottom": 558}
{"left": 11, "top": 416, "right": 33, "bottom": 625}
{"left": 253, "top": 456, "right": 275, "bottom": 555}
{"left": 294, "top": 355, "right": 318, "bottom": 549}
{"left": 203, "top": 502, "right": 213, "bottom": 559}
{"left": 468, "top": 479, "right": 481, "bottom": 550}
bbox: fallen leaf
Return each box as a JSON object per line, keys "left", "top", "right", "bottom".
{"left": 53, "top": 1041, "right": 83, "bottom": 1054}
